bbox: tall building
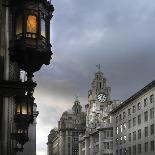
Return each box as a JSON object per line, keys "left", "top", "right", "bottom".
{"left": 111, "top": 80, "right": 155, "bottom": 155}
{"left": 47, "top": 98, "right": 86, "bottom": 155}
{"left": 79, "top": 68, "right": 121, "bottom": 155}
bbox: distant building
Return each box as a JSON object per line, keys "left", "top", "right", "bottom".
{"left": 47, "top": 99, "right": 86, "bottom": 155}
{"left": 111, "top": 80, "right": 155, "bottom": 155}
{"left": 79, "top": 69, "right": 121, "bottom": 155}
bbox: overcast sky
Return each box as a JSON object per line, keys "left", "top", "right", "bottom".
{"left": 34, "top": 0, "right": 155, "bottom": 154}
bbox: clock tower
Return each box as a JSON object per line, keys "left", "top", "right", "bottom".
{"left": 86, "top": 66, "right": 111, "bottom": 128}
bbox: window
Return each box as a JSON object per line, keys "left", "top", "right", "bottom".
{"left": 128, "top": 133, "right": 131, "bottom": 142}
{"left": 110, "top": 130, "right": 113, "bottom": 137}
{"left": 116, "top": 150, "right": 118, "bottom": 155}
{"left": 123, "top": 148, "right": 127, "bottom": 155}
{"left": 145, "top": 126, "right": 148, "bottom": 137}
{"left": 107, "top": 131, "right": 110, "bottom": 137}
{"left": 120, "top": 137, "right": 123, "bottom": 144}
{"left": 116, "top": 126, "right": 119, "bottom": 134}
{"left": 145, "top": 142, "right": 148, "bottom": 152}
{"left": 150, "top": 124, "right": 154, "bottom": 135}
{"left": 128, "top": 147, "right": 131, "bottom": 155}
{"left": 133, "top": 105, "right": 136, "bottom": 113}
{"left": 138, "top": 114, "right": 141, "bottom": 124}
{"left": 123, "top": 135, "right": 127, "bottom": 143}
{"left": 128, "top": 108, "right": 131, "bottom": 115}
{"left": 133, "top": 131, "right": 136, "bottom": 140}
{"left": 137, "top": 102, "right": 141, "bottom": 110}
{"left": 116, "top": 138, "right": 119, "bottom": 145}
{"left": 120, "top": 124, "right": 123, "bottom": 132}
{"left": 123, "top": 112, "right": 126, "bottom": 119}
{"left": 144, "top": 98, "right": 148, "bottom": 107}
{"left": 138, "top": 144, "right": 141, "bottom": 153}
{"left": 133, "top": 117, "right": 136, "bottom": 126}
{"left": 150, "top": 94, "right": 154, "bottom": 103}
{"left": 119, "top": 114, "right": 122, "bottom": 121}
{"left": 27, "top": 15, "right": 37, "bottom": 33}
{"left": 120, "top": 149, "right": 122, "bottom": 155}
{"left": 144, "top": 111, "right": 148, "bottom": 121}
{"left": 150, "top": 108, "right": 154, "bottom": 119}
{"left": 110, "top": 142, "right": 113, "bottom": 149}
{"left": 128, "top": 120, "right": 131, "bottom": 128}
{"left": 133, "top": 145, "right": 136, "bottom": 155}
{"left": 150, "top": 140, "right": 154, "bottom": 151}
{"left": 138, "top": 129, "right": 141, "bottom": 139}
{"left": 116, "top": 116, "right": 118, "bottom": 123}
{"left": 104, "top": 142, "right": 110, "bottom": 149}
{"left": 123, "top": 122, "right": 127, "bottom": 130}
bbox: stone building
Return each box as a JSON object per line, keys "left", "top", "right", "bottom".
{"left": 111, "top": 80, "right": 155, "bottom": 155}
{"left": 47, "top": 98, "right": 86, "bottom": 155}
{"left": 0, "top": 0, "right": 38, "bottom": 154}
{"left": 79, "top": 69, "right": 121, "bottom": 155}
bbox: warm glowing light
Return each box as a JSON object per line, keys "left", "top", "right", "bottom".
{"left": 16, "top": 16, "right": 22, "bottom": 35}
{"left": 27, "top": 15, "right": 37, "bottom": 33}
{"left": 28, "top": 106, "right": 31, "bottom": 115}
{"left": 16, "top": 104, "right": 21, "bottom": 114}
{"left": 21, "top": 103, "right": 27, "bottom": 114}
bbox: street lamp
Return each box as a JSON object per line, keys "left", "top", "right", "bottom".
{"left": 11, "top": 92, "right": 35, "bottom": 152}
{"left": 14, "top": 92, "right": 34, "bottom": 127}
{"left": 0, "top": 0, "right": 54, "bottom": 152}
{"left": 9, "top": 0, "right": 54, "bottom": 81}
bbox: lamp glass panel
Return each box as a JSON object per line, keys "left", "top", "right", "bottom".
{"left": 21, "top": 102, "right": 27, "bottom": 114}
{"left": 16, "top": 104, "right": 21, "bottom": 114}
{"left": 16, "top": 16, "right": 22, "bottom": 35}
{"left": 41, "top": 18, "right": 46, "bottom": 37}
{"left": 28, "top": 105, "right": 32, "bottom": 115}
{"left": 27, "top": 15, "right": 37, "bottom": 33}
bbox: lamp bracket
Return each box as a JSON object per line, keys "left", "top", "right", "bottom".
{"left": 0, "top": 80, "right": 37, "bottom": 97}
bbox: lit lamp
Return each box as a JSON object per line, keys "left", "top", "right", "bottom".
{"left": 11, "top": 92, "right": 34, "bottom": 152}
{"left": 9, "top": 0, "right": 54, "bottom": 81}
{"left": 14, "top": 93, "right": 34, "bottom": 128}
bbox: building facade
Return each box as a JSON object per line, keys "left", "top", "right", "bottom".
{"left": 111, "top": 80, "right": 155, "bottom": 155}
{"left": 47, "top": 99, "right": 86, "bottom": 155}
{"left": 79, "top": 69, "right": 121, "bottom": 155}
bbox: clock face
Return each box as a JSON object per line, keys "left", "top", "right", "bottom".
{"left": 97, "top": 93, "right": 107, "bottom": 103}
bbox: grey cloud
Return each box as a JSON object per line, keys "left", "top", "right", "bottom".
{"left": 36, "top": 0, "right": 155, "bottom": 154}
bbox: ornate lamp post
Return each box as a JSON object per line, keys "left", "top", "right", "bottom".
{"left": 11, "top": 92, "right": 34, "bottom": 152}
{"left": 0, "top": 0, "right": 54, "bottom": 152}
{"left": 9, "top": 0, "right": 54, "bottom": 81}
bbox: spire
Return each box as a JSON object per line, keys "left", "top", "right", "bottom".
{"left": 75, "top": 95, "right": 79, "bottom": 102}
{"left": 96, "top": 64, "right": 101, "bottom": 72}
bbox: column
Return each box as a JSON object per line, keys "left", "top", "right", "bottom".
{"left": 90, "top": 135, "right": 94, "bottom": 155}
{"left": 85, "top": 138, "right": 89, "bottom": 155}
{"left": 99, "top": 130, "right": 102, "bottom": 155}
{"left": 65, "top": 130, "right": 68, "bottom": 155}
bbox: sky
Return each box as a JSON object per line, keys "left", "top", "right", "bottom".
{"left": 33, "top": 0, "right": 155, "bottom": 154}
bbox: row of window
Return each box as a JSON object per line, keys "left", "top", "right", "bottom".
{"left": 116, "top": 108, "right": 154, "bottom": 134}
{"left": 116, "top": 124, "right": 154, "bottom": 145}
{"left": 116, "top": 141, "right": 154, "bottom": 155}
{"left": 104, "top": 130, "right": 113, "bottom": 138}
{"left": 104, "top": 142, "right": 113, "bottom": 149}
{"left": 116, "top": 94, "right": 154, "bottom": 123}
